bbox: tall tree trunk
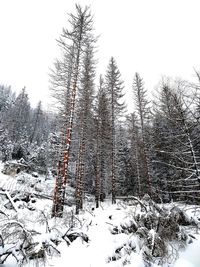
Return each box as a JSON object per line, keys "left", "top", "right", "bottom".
{"left": 52, "top": 11, "right": 84, "bottom": 217}
{"left": 133, "top": 73, "right": 152, "bottom": 196}
{"left": 111, "top": 100, "right": 116, "bottom": 204}
{"left": 130, "top": 113, "right": 141, "bottom": 196}
{"left": 75, "top": 122, "right": 86, "bottom": 214}
{"left": 95, "top": 117, "right": 101, "bottom": 208}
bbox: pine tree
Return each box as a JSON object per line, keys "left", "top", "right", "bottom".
{"left": 0, "top": 85, "right": 15, "bottom": 117}
{"left": 8, "top": 87, "right": 30, "bottom": 143}
{"left": 127, "top": 113, "right": 141, "bottom": 196}
{"left": 5, "top": 88, "right": 30, "bottom": 161}
{"left": 75, "top": 41, "right": 96, "bottom": 214}
{"left": 0, "top": 85, "right": 15, "bottom": 162}
{"left": 96, "top": 75, "right": 112, "bottom": 202}
{"left": 152, "top": 80, "right": 200, "bottom": 202}
{"left": 50, "top": 45, "right": 74, "bottom": 128}
{"left": 105, "top": 57, "right": 125, "bottom": 204}
{"left": 115, "top": 124, "right": 131, "bottom": 196}
{"left": 29, "top": 101, "right": 43, "bottom": 144}
{"left": 51, "top": 4, "right": 95, "bottom": 217}
{"left": 95, "top": 113, "right": 101, "bottom": 208}
{"left": 132, "top": 73, "right": 152, "bottom": 196}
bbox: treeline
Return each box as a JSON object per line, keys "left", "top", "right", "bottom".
{"left": 0, "top": 86, "right": 59, "bottom": 174}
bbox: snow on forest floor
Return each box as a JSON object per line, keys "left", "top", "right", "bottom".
{"left": 46, "top": 204, "right": 200, "bottom": 267}
{"left": 0, "top": 162, "right": 200, "bottom": 267}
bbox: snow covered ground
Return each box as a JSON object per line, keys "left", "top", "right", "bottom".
{"left": 0, "top": 162, "right": 200, "bottom": 267}
{"left": 48, "top": 203, "right": 200, "bottom": 267}
{"left": 174, "top": 237, "right": 200, "bottom": 267}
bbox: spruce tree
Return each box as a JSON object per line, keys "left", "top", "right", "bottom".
{"left": 105, "top": 57, "right": 125, "bottom": 204}
{"left": 152, "top": 81, "right": 200, "bottom": 202}
{"left": 51, "top": 4, "right": 95, "bottom": 217}
{"left": 133, "top": 73, "right": 152, "bottom": 196}
{"left": 75, "top": 41, "right": 96, "bottom": 214}
{"left": 95, "top": 76, "right": 112, "bottom": 206}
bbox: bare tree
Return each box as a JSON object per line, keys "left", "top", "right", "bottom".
{"left": 51, "top": 4, "right": 95, "bottom": 217}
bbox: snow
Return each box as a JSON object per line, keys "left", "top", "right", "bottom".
{"left": 47, "top": 205, "right": 136, "bottom": 267}
{"left": 174, "top": 237, "right": 200, "bottom": 267}
{"left": 0, "top": 162, "right": 200, "bottom": 267}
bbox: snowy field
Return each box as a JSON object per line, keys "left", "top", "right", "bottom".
{"left": 0, "top": 162, "right": 200, "bottom": 267}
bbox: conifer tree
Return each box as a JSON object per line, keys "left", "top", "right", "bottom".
{"left": 9, "top": 87, "right": 30, "bottom": 143}
{"left": 96, "top": 76, "right": 112, "bottom": 202}
{"left": 133, "top": 73, "right": 152, "bottom": 196}
{"left": 127, "top": 113, "right": 141, "bottom": 196}
{"left": 75, "top": 42, "right": 96, "bottom": 214}
{"left": 52, "top": 4, "right": 95, "bottom": 217}
{"left": 152, "top": 81, "right": 200, "bottom": 202}
{"left": 105, "top": 57, "right": 125, "bottom": 204}
{"left": 29, "top": 101, "right": 43, "bottom": 144}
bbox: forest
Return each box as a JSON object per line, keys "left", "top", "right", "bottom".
{"left": 0, "top": 4, "right": 200, "bottom": 267}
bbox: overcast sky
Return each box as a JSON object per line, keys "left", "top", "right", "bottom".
{"left": 0, "top": 0, "right": 200, "bottom": 111}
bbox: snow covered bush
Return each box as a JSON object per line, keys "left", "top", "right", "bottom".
{"left": 110, "top": 195, "right": 198, "bottom": 266}
{"left": 0, "top": 206, "right": 90, "bottom": 266}
{"left": 0, "top": 208, "right": 60, "bottom": 266}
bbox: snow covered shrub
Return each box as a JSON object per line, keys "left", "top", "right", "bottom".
{"left": 0, "top": 204, "right": 90, "bottom": 266}
{"left": 110, "top": 196, "right": 198, "bottom": 266}
{"left": 12, "top": 142, "right": 29, "bottom": 161}
{"left": 0, "top": 211, "right": 60, "bottom": 266}
{"left": 0, "top": 216, "right": 35, "bottom": 265}
{"left": 27, "top": 144, "right": 48, "bottom": 174}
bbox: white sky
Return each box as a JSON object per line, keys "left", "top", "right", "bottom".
{"left": 0, "top": 0, "right": 200, "bottom": 111}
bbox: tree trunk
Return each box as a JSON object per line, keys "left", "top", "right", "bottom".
{"left": 52, "top": 24, "right": 83, "bottom": 217}
{"left": 95, "top": 117, "right": 100, "bottom": 208}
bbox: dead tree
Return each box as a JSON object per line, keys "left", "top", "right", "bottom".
{"left": 52, "top": 4, "right": 95, "bottom": 217}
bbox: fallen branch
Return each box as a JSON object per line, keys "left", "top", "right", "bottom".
{"left": 116, "top": 196, "right": 147, "bottom": 212}
{"left": 0, "top": 191, "right": 17, "bottom": 212}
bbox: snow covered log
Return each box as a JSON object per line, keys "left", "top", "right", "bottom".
{"left": 2, "top": 161, "right": 29, "bottom": 176}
